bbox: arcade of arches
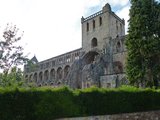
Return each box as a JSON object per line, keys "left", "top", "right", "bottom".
{"left": 25, "top": 65, "right": 70, "bottom": 86}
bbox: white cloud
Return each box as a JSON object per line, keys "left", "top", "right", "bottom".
{"left": 106, "top": 0, "right": 129, "bottom": 7}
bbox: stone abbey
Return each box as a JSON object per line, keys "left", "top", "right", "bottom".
{"left": 24, "top": 3, "right": 127, "bottom": 88}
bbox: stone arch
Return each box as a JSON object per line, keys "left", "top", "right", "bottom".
{"left": 38, "top": 84, "right": 42, "bottom": 87}
{"left": 33, "top": 73, "right": 38, "bottom": 82}
{"left": 25, "top": 75, "right": 28, "bottom": 82}
{"left": 87, "top": 83, "right": 91, "bottom": 88}
{"left": 44, "top": 83, "right": 48, "bottom": 86}
{"left": 57, "top": 67, "right": 63, "bottom": 80}
{"left": 29, "top": 74, "right": 33, "bottom": 82}
{"left": 44, "top": 70, "right": 49, "bottom": 81}
{"left": 82, "top": 51, "right": 99, "bottom": 65}
{"left": 64, "top": 65, "right": 70, "bottom": 78}
{"left": 25, "top": 75, "right": 28, "bottom": 78}
{"left": 91, "top": 38, "right": 98, "bottom": 48}
{"left": 50, "top": 68, "right": 55, "bottom": 81}
{"left": 113, "top": 61, "right": 123, "bottom": 74}
{"left": 39, "top": 72, "right": 43, "bottom": 82}
{"left": 50, "top": 82, "right": 54, "bottom": 86}
{"left": 77, "top": 84, "right": 81, "bottom": 89}
{"left": 116, "top": 41, "right": 121, "bottom": 52}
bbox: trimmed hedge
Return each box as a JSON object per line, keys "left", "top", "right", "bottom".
{"left": 0, "top": 86, "right": 160, "bottom": 120}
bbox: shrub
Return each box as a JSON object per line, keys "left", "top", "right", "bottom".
{"left": 0, "top": 86, "right": 160, "bottom": 120}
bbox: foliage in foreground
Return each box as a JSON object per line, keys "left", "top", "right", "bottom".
{"left": 0, "top": 67, "right": 33, "bottom": 88}
{"left": 0, "top": 86, "right": 160, "bottom": 120}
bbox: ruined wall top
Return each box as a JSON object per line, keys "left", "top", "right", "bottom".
{"left": 81, "top": 3, "right": 124, "bottom": 24}
{"left": 102, "top": 3, "right": 111, "bottom": 12}
{"left": 81, "top": 3, "right": 112, "bottom": 23}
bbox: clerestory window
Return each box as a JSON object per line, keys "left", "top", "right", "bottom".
{"left": 99, "top": 17, "right": 102, "bottom": 26}
{"left": 87, "top": 22, "right": 89, "bottom": 31}
{"left": 93, "top": 20, "right": 95, "bottom": 29}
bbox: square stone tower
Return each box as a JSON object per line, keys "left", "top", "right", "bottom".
{"left": 81, "top": 3, "right": 125, "bottom": 52}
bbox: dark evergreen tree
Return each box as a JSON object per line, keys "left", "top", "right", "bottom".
{"left": 126, "top": 0, "right": 160, "bottom": 87}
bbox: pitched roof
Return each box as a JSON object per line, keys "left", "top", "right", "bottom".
{"left": 31, "top": 55, "right": 38, "bottom": 63}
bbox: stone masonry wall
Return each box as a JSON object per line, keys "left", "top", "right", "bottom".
{"left": 57, "top": 110, "right": 160, "bottom": 120}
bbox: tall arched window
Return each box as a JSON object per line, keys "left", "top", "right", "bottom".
{"left": 33, "top": 73, "right": 38, "bottom": 82}
{"left": 50, "top": 68, "right": 55, "bottom": 81}
{"left": 120, "top": 23, "right": 122, "bottom": 35}
{"left": 116, "top": 41, "right": 121, "bottom": 52}
{"left": 87, "top": 22, "right": 89, "bottom": 31}
{"left": 91, "top": 38, "right": 98, "bottom": 48}
{"left": 57, "top": 67, "right": 62, "bottom": 80}
{"left": 99, "top": 17, "right": 102, "bottom": 26}
{"left": 29, "top": 74, "right": 33, "bottom": 82}
{"left": 44, "top": 70, "right": 49, "bottom": 81}
{"left": 64, "top": 65, "right": 70, "bottom": 78}
{"left": 39, "top": 72, "right": 43, "bottom": 82}
{"left": 25, "top": 75, "right": 28, "bottom": 82}
{"left": 93, "top": 20, "right": 95, "bottom": 29}
{"left": 116, "top": 20, "right": 118, "bottom": 33}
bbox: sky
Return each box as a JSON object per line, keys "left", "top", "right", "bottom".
{"left": 0, "top": 0, "right": 131, "bottom": 62}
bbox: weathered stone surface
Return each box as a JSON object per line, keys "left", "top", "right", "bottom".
{"left": 66, "top": 36, "right": 127, "bottom": 88}
{"left": 57, "top": 111, "right": 160, "bottom": 120}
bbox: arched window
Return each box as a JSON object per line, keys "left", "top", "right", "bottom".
{"left": 39, "top": 72, "right": 43, "bottom": 82}
{"left": 116, "top": 41, "right": 121, "bottom": 52}
{"left": 93, "top": 20, "right": 95, "bottom": 29}
{"left": 29, "top": 74, "right": 33, "bottom": 82}
{"left": 57, "top": 67, "right": 63, "bottom": 80}
{"left": 25, "top": 75, "right": 28, "bottom": 82}
{"left": 50, "top": 69, "right": 55, "bottom": 81}
{"left": 64, "top": 65, "right": 70, "bottom": 78}
{"left": 38, "top": 84, "right": 42, "bottom": 87}
{"left": 87, "top": 22, "right": 89, "bottom": 31}
{"left": 99, "top": 17, "right": 102, "bottom": 26}
{"left": 116, "top": 20, "right": 118, "bottom": 33}
{"left": 44, "top": 70, "right": 49, "bottom": 81}
{"left": 50, "top": 82, "right": 54, "bottom": 86}
{"left": 91, "top": 38, "right": 98, "bottom": 48}
{"left": 33, "top": 73, "right": 38, "bottom": 82}
{"left": 120, "top": 23, "right": 122, "bottom": 35}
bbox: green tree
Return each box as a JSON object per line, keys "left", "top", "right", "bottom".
{"left": 126, "top": 0, "right": 160, "bottom": 87}
{"left": 0, "top": 67, "right": 26, "bottom": 87}
{"left": 0, "top": 24, "right": 28, "bottom": 87}
{"left": 0, "top": 24, "right": 28, "bottom": 72}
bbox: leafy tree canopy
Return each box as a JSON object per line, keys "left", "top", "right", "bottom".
{"left": 0, "top": 24, "right": 28, "bottom": 72}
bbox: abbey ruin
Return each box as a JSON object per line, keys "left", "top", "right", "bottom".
{"left": 24, "top": 3, "right": 128, "bottom": 88}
